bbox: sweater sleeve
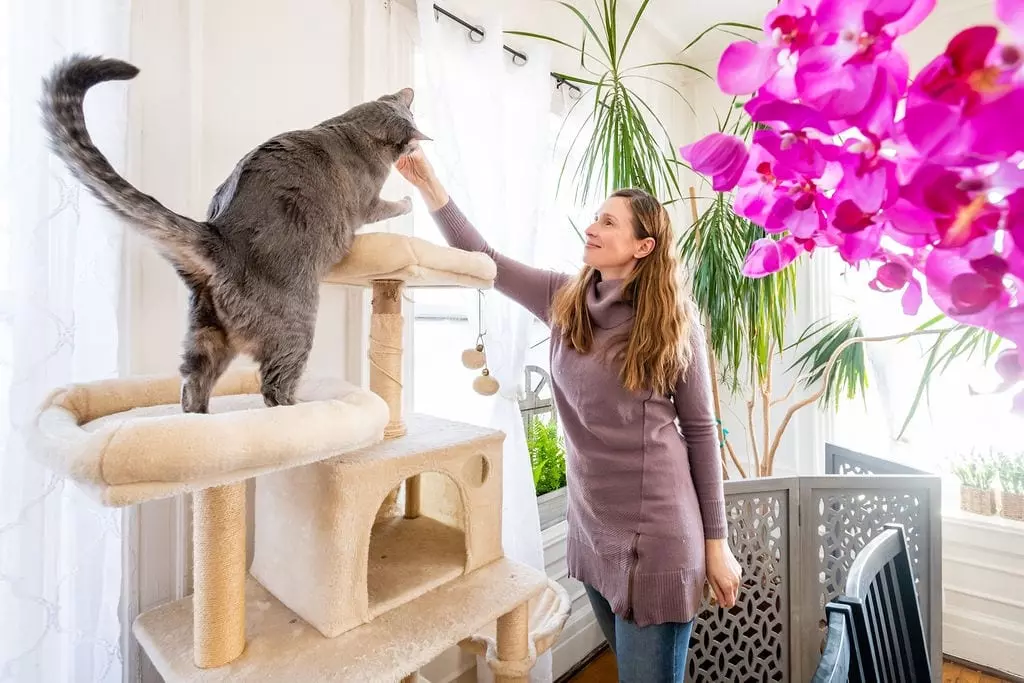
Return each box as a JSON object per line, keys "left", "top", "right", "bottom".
{"left": 674, "top": 317, "right": 728, "bottom": 540}
{"left": 431, "top": 197, "right": 569, "bottom": 324}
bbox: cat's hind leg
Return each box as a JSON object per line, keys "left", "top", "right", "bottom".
{"left": 180, "top": 288, "right": 236, "bottom": 414}
{"left": 254, "top": 315, "right": 315, "bottom": 408}
{"left": 366, "top": 196, "right": 413, "bottom": 224}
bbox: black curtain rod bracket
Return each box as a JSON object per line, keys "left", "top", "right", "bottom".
{"left": 432, "top": 3, "right": 581, "bottom": 95}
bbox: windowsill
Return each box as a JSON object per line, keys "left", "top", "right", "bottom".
{"left": 538, "top": 487, "right": 567, "bottom": 531}
{"left": 942, "top": 506, "right": 1024, "bottom": 537}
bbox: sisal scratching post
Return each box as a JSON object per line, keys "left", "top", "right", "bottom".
{"left": 495, "top": 603, "right": 530, "bottom": 683}
{"left": 370, "top": 279, "right": 407, "bottom": 519}
{"left": 192, "top": 482, "right": 247, "bottom": 668}
{"left": 369, "top": 279, "right": 406, "bottom": 438}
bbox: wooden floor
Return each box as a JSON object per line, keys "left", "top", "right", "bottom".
{"left": 566, "top": 649, "right": 1014, "bottom": 682}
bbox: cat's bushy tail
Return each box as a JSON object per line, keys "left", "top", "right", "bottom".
{"left": 40, "top": 54, "right": 210, "bottom": 275}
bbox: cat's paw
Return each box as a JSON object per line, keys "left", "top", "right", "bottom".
{"left": 399, "top": 196, "right": 413, "bottom": 215}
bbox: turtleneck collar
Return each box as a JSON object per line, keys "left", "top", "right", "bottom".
{"left": 587, "top": 273, "right": 635, "bottom": 329}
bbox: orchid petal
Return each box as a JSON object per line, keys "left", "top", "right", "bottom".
{"left": 946, "top": 26, "right": 1000, "bottom": 72}
{"left": 881, "top": 199, "right": 937, "bottom": 240}
{"left": 815, "top": 0, "right": 870, "bottom": 32}
{"left": 903, "top": 97, "right": 970, "bottom": 159}
{"left": 1012, "top": 389, "right": 1024, "bottom": 415}
{"left": 741, "top": 236, "right": 801, "bottom": 277}
{"left": 879, "top": 0, "right": 937, "bottom": 34}
{"left": 745, "top": 97, "right": 835, "bottom": 133}
{"left": 753, "top": 129, "right": 827, "bottom": 177}
{"left": 970, "top": 89, "right": 1024, "bottom": 158}
{"left": 1008, "top": 190, "right": 1024, "bottom": 250}
{"left": 901, "top": 277, "right": 924, "bottom": 314}
{"left": 996, "top": 0, "right": 1024, "bottom": 38}
{"left": 797, "top": 51, "right": 880, "bottom": 120}
{"left": 679, "top": 133, "right": 749, "bottom": 192}
{"left": 994, "top": 306, "right": 1024, "bottom": 347}
{"left": 994, "top": 348, "right": 1024, "bottom": 382}
{"left": 766, "top": 195, "right": 823, "bottom": 237}
{"left": 839, "top": 222, "right": 884, "bottom": 261}
{"left": 839, "top": 163, "right": 894, "bottom": 214}
{"left": 718, "top": 41, "right": 780, "bottom": 95}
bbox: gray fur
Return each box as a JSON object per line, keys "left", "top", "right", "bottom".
{"left": 41, "top": 54, "right": 426, "bottom": 411}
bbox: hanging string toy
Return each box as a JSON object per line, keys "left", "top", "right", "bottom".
{"left": 462, "top": 290, "right": 499, "bottom": 396}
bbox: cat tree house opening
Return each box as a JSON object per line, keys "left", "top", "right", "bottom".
{"left": 367, "top": 476, "right": 467, "bottom": 618}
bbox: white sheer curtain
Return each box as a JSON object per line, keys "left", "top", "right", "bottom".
{"left": 1, "top": 1, "right": 130, "bottom": 681}
{"left": 414, "top": 3, "right": 554, "bottom": 682}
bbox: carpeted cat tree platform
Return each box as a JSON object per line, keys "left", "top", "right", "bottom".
{"left": 29, "top": 232, "right": 571, "bottom": 682}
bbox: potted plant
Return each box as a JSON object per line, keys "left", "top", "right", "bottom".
{"left": 952, "top": 450, "right": 998, "bottom": 516}
{"left": 996, "top": 451, "right": 1024, "bottom": 522}
{"left": 526, "top": 415, "right": 568, "bottom": 527}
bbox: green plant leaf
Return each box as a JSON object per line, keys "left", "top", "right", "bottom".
{"left": 620, "top": 0, "right": 651, "bottom": 57}
{"left": 786, "top": 316, "right": 869, "bottom": 410}
{"left": 555, "top": 1, "right": 613, "bottom": 64}
{"left": 896, "top": 318, "right": 1005, "bottom": 439}
{"left": 680, "top": 21, "right": 762, "bottom": 54}
{"left": 623, "top": 60, "right": 713, "bottom": 82}
{"left": 526, "top": 416, "right": 567, "bottom": 496}
{"left": 677, "top": 192, "right": 797, "bottom": 391}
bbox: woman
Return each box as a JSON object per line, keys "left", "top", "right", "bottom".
{"left": 396, "top": 149, "right": 742, "bottom": 682}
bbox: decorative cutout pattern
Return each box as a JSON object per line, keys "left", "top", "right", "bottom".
{"left": 809, "top": 489, "right": 929, "bottom": 663}
{"left": 686, "top": 493, "right": 789, "bottom": 683}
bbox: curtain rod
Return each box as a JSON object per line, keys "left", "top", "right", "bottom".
{"left": 432, "top": 3, "right": 583, "bottom": 98}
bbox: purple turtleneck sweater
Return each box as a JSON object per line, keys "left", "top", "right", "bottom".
{"left": 431, "top": 198, "right": 727, "bottom": 626}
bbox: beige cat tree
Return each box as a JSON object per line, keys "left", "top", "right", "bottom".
{"left": 29, "top": 232, "right": 571, "bottom": 682}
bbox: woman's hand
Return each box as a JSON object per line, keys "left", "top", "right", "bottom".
{"left": 705, "top": 538, "right": 742, "bottom": 609}
{"left": 395, "top": 147, "right": 448, "bottom": 211}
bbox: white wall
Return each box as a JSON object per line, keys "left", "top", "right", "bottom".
{"left": 943, "top": 512, "right": 1024, "bottom": 679}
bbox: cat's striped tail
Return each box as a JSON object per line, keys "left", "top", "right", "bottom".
{"left": 40, "top": 54, "right": 211, "bottom": 276}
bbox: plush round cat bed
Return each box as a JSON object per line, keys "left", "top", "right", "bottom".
{"left": 324, "top": 231, "right": 496, "bottom": 288}
{"left": 29, "top": 367, "right": 389, "bottom": 507}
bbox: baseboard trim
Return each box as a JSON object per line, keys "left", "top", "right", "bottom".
{"left": 555, "top": 643, "right": 608, "bottom": 683}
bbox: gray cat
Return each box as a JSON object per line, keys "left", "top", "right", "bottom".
{"left": 41, "top": 54, "right": 427, "bottom": 412}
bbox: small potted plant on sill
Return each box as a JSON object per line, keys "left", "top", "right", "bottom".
{"left": 527, "top": 416, "right": 567, "bottom": 527}
{"left": 952, "top": 450, "right": 998, "bottom": 516}
{"left": 996, "top": 452, "right": 1024, "bottom": 522}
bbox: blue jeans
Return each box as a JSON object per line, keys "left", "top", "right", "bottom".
{"left": 584, "top": 583, "right": 694, "bottom": 682}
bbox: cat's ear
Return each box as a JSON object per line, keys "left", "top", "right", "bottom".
{"left": 396, "top": 87, "right": 415, "bottom": 107}
{"left": 409, "top": 127, "right": 432, "bottom": 142}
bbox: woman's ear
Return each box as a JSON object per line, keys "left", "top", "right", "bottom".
{"left": 634, "top": 237, "right": 656, "bottom": 259}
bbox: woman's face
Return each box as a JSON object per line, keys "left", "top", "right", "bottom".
{"left": 582, "top": 196, "right": 654, "bottom": 278}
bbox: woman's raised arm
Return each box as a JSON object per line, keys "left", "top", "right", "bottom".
{"left": 397, "top": 149, "right": 568, "bottom": 324}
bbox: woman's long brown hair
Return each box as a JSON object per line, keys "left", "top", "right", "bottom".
{"left": 549, "top": 188, "right": 694, "bottom": 396}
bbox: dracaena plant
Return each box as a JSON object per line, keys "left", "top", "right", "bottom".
{"left": 680, "top": 0, "right": 1024, "bottom": 415}
{"left": 507, "top": 0, "right": 753, "bottom": 206}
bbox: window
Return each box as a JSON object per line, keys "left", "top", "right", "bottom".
{"left": 409, "top": 51, "right": 590, "bottom": 426}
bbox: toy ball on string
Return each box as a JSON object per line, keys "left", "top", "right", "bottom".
{"left": 473, "top": 368, "right": 499, "bottom": 396}
{"left": 463, "top": 291, "right": 500, "bottom": 396}
{"left": 461, "top": 343, "right": 485, "bottom": 370}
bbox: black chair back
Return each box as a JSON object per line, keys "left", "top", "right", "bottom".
{"left": 811, "top": 523, "right": 932, "bottom": 682}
